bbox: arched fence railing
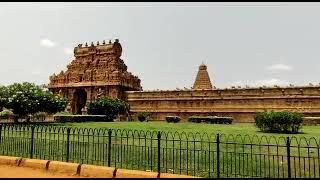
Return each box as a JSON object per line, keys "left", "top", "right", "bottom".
{"left": 0, "top": 124, "right": 319, "bottom": 178}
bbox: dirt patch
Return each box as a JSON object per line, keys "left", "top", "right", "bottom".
{"left": 0, "top": 165, "right": 82, "bottom": 178}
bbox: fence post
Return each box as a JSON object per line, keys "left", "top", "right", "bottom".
{"left": 216, "top": 133, "right": 220, "bottom": 178}
{"left": 0, "top": 125, "right": 2, "bottom": 144}
{"left": 0, "top": 125, "right": 2, "bottom": 154}
{"left": 107, "top": 128, "right": 112, "bottom": 167}
{"left": 30, "top": 126, "right": 35, "bottom": 159}
{"left": 286, "top": 137, "right": 291, "bottom": 178}
{"left": 66, "top": 128, "right": 71, "bottom": 162}
{"left": 157, "top": 131, "right": 161, "bottom": 175}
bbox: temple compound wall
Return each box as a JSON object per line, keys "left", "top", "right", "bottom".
{"left": 48, "top": 39, "right": 320, "bottom": 123}
{"left": 126, "top": 63, "right": 320, "bottom": 122}
{"left": 126, "top": 86, "right": 320, "bottom": 122}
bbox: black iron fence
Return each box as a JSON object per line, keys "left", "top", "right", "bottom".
{"left": 0, "top": 124, "right": 319, "bottom": 178}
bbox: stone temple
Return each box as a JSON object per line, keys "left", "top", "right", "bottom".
{"left": 48, "top": 39, "right": 142, "bottom": 114}
{"left": 48, "top": 39, "right": 320, "bottom": 122}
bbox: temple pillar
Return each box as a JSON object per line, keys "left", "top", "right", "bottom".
{"left": 68, "top": 89, "right": 76, "bottom": 114}
{"left": 86, "top": 87, "right": 92, "bottom": 102}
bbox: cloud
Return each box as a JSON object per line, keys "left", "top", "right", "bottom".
{"left": 266, "top": 64, "right": 292, "bottom": 71}
{"left": 231, "top": 78, "right": 289, "bottom": 87}
{"left": 40, "top": 38, "right": 56, "bottom": 47}
{"left": 63, "top": 48, "right": 73, "bottom": 55}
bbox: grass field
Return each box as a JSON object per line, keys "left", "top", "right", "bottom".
{"left": 1, "top": 122, "right": 319, "bottom": 178}
{"left": 61, "top": 121, "right": 320, "bottom": 138}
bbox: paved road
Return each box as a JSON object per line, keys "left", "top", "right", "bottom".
{"left": 0, "top": 165, "right": 80, "bottom": 178}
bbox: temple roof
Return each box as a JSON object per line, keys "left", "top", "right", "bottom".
{"left": 48, "top": 39, "right": 142, "bottom": 91}
{"left": 192, "top": 63, "right": 213, "bottom": 90}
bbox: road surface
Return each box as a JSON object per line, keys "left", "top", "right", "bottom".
{"left": 0, "top": 165, "right": 80, "bottom": 178}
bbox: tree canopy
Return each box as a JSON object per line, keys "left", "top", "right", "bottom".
{"left": 87, "top": 96, "right": 128, "bottom": 121}
{"left": 0, "top": 85, "right": 8, "bottom": 109}
{"left": 0, "top": 82, "right": 67, "bottom": 121}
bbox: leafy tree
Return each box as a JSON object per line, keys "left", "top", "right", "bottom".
{"left": 5, "top": 82, "right": 67, "bottom": 122}
{"left": 37, "top": 90, "right": 67, "bottom": 114}
{"left": 0, "top": 85, "right": 8, "bottom": 110}
{"left": 87, "top": 96, "right": 128, "bottom": 121}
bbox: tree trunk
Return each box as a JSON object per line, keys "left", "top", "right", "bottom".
{"left": 26, "top": 115, "right": 30, "bottom": 123}
{"left": 13, "top": 116, "right": 18, "bottom": 123}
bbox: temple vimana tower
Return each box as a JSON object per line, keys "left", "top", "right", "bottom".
{"left": 192, "top": 63, "right": 213, "bottom": 90}
{"left": 49, "top": 39, "right": 320, "bottom": 122}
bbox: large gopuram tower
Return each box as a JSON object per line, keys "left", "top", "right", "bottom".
{"left": 192, "top": 63, "right": 213, "bottom": 90}
{"left": 48, "top": 39, "right": 142, "bottom": 114}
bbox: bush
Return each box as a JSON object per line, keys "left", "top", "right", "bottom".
{"left": 254, "top": 111, "right": 304, "bottom": 134}
{"left": 166, "top": 116, "right": 181, "bottom": 123}
{"left": 87, "top": 97, "right": 128, "bottom": 121}
{"left": 0, "top": 109, "right": 13, "bottom": 119}
{"left": 188, "top": 116, "right": 233, "bottom": 124}
{"left": 54, "top": 115, "right": 112, "bottom": 123}
{"left": 137, "top": 112, "right": 151, "bottom": 122}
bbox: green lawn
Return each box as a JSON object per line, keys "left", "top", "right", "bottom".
{"left": 61, "top": 121, "right": 320, "bottom": 139}
{"left": 60, "top": 121, "right": 320, "bottom": 178}
{"left": 1, "top": 122, "right": 319, "bottom": 178}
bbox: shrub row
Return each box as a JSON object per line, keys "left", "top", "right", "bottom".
{"left": 54, "top": 115, "right": 112, "bottom": 123}
{"left": 165, "top": 116, "right": 181, "bottom": 123}
{"left": 137, "top": 112, "right": 151, "bottom": 122}
{"left": 254, "top": 111, "right": 304, "bottom": 134}
{"left": 188, "top": 116, "right": 233, "bottom": 124}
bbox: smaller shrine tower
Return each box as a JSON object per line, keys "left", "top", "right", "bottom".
{"left": 192, "top": 63, "right": 213, "bottom": 90}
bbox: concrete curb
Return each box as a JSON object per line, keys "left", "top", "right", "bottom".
{"left": 0, "top": 156, "right": 22, "bottom": 166}
{"left": 47, "top": 161, "right": 80, "bottom": 175}
{"left": 80, "top": 164, "right": 115, "bottom": 178}
{"left": 115, "top": 168, "right": 158, "bottom": 178}
{"left": 18, "top": 158, "right": 50, "bottom": 170}
{"left": 160, "top": 173, "right": 200, "bottom": 178}
{"left": 0, "top": 156, "right": 199, "bottom": 178}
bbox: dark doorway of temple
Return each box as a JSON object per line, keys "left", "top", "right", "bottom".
{"left": 73, "top": 89, "right": 87, "bottom": 114}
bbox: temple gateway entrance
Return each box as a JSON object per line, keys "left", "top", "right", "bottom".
{"left": 73, "top": 89, "right": 87, "bottom": 114}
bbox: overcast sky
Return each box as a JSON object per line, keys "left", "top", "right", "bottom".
{"left": 1, "top": 2, "right": 320, "bottom": 90}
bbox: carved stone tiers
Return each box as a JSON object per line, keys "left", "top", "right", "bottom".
{"left": 192, "top": 64, "right": 213, "bottom": 90}
{"left": 48, "top": 39, "right": 142, "bottom": 114}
